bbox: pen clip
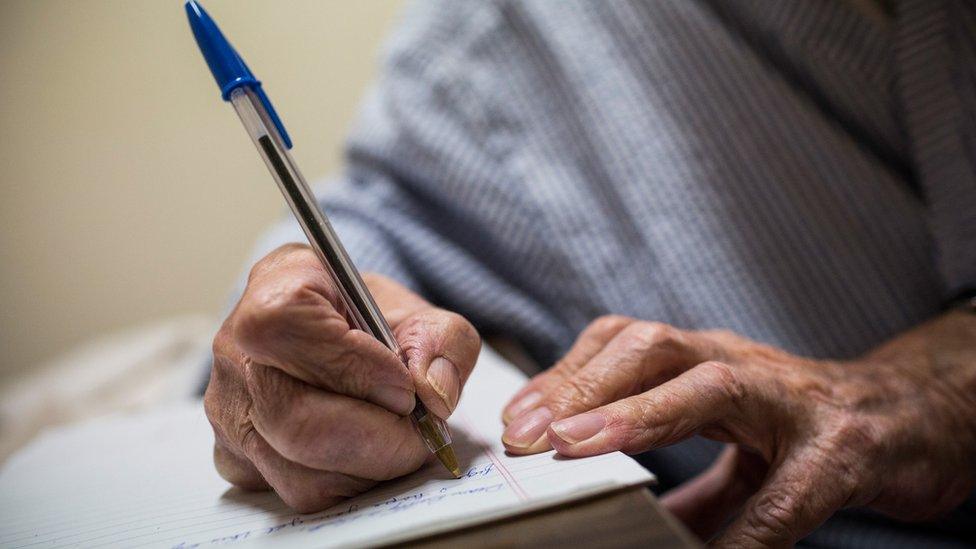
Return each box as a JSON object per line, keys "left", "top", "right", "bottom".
{"left": 237, "top": 57, "right": 293, "bottom": 150}
{"left": 185, "top": 0, "right": 293, "bottom": 149}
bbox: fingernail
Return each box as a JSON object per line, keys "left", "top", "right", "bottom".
{"left": 426, "top": 357, "right": 460, "bottom": 412}
{"left": 503, "top": 391, "right": 543, "bottom": 423}
{"left": 550, "top": 413, "right": 605, "bottom": 444}
{"left": 368, "top": 385, "right": 415, "bottom": 415}
{"left": 502, "top": 407, "right": 553, "bottom": 449}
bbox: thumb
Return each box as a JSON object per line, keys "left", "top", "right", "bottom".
{"left": 713, "top": 453, "right": 843, "bottom": 548}
{"left": 363, "top": 273, "right": 482, "bottom": 419}
{"left": 395, "top": 308, "right": 481, "bottom": 419}
{"left": 660, "top": 445, "right": 767, "bottom": 542}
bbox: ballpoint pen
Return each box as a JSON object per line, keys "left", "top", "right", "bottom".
{"left": 185, "top": 0, "right": 461, "bottom": 478}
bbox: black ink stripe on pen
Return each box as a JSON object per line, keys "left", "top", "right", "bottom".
{"left": 257, "top": 134, "right": 384, "bottom": 339}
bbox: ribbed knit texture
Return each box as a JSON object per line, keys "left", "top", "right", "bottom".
{"left": 244, "top": 1, "right": 976, "bottom": 545}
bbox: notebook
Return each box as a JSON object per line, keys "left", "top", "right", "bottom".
{"left": 0, "top": 347, "right": 654, "bottom": 548}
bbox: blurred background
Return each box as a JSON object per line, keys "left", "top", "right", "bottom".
{"left": 0, "top": 0, "right": 404, "bottom": 458}
{"left": 0, "top": 0, "right": 403, "bottom": 385}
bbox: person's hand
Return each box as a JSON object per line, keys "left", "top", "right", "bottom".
{"left": 500, "top": 314, "right": 976, "bottom": 547}
{"left": 206, "top": 244, "right": 480, "bottom": 512}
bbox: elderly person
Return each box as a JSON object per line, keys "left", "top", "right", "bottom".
{"left": 204, "top": 1, "right": 976, "bottom": 546}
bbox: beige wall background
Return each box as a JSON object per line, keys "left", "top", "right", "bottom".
{"left": 0, "top": 1, "right": 403, "bottom": 381}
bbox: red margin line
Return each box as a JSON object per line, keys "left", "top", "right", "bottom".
{"left": 458, "top": 413, "right": 529, "bottom": 502}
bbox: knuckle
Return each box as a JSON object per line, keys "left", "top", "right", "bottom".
{"left": 206, "top": 364, "right": 224, "bottom": 399}
{"left": 257, "top": 277, "right": 318, "bottom": 314}
{"left": 819, "top": 416, "right": 882, "bottom": 491}
{"left": 211, "top": 322, "right": 236, "bottom": 359}
{"left": 834, "top": 416, "right": 881, "bottom": 451}
{"left": 202, "top": 386, "right": 224, "bottom": 438}
{"left": 396, "top": 309, "right": 481, "bottom": 361}
{"left": 748, "top": 488, "right": 799, "bottom": 540}
{"left": 232, "top": 306, "right": 275, "bottom": 351}
{"left": 245, "top": 365, "right": 294, "bottom": 419}
{"left": 234, "top": 280, "right": 323, "bottom": 347}
{"left": 237, "top": 420, "right": 260, "bottom": 459}
{"left": 826, "top": 415, "right": 883, "bottom": 464}
{"left": 203, "top": 376, "right": 222, "bottom": 420}
{"left": 204, "top": 356, "right": 252, "bottom": 451}
{"left": 248, "top": 243, "right": 310, "bottom": 279}
{"left": 248, "top": 375, "right": 323, "bottom": 467}
{"left": 698, "top": 360, "right": 746, "bottom": 406}
{"left": 606, "top": 396, "right": 692, "bottom": 452}
{"left": 606, "top": 399, "right": 652, "bottom": 440}
{"left": 549, "top": 375, "right": 606, "bottom": 414}
{"left": 612, "top": 398, "right": 647, "bottom": 426}
{"left": 226, "top": 384, "right": 259, "bottom": 453}
{"left": 589, "top": 315, "right": 633, "bottom": 336}
{"left": 446, "top": 311, "right": 480, "bottom": 347}
{"left": 618, "top": 321, "right": 681, "bottom": 354}
{"left": 431, "top": 309, "right": 465, "bottom": 332}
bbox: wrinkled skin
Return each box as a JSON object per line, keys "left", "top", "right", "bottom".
{"left": 210, "top": 242, "right": 976, "bottom": 545}
{"left": 501, "top": 314, "right": 976, "bottom": 547}
{"left": 206, "top": 244, "right": 480, "bottom": 512}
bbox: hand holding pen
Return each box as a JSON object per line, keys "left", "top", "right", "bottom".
{"left": 187, "top": 1, "right": 480, "bottom": 511}
{"left": 208, "top": 251, "right": 479, "bottom": 511}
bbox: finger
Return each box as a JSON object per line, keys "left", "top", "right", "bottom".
{"left": 547, "top": 322, "right": 713, "bottom": 417}
{"left": 714, "top": 453, "right": 846, "bottom": 548}
{"left": 245, "top": 363, "right": 429, "bottom": 480}
{"left": 233, "top": 246, "right": 415, "bottom": 414}
{"left": 503, "top": 315, "right": 633, "bottom": 424}
{"left": 213, "top": 440, "right": 269, "bottom": 491}
{"left": 353, "top": 273, "right": 482, "bottom": 417}
{"left": 546, "top": 361, "right": 746, "bottom": 456}
{"left": 207, "top": 329, "right": 264, "bottom": 460}
{"left": 660, "top": 445, "right": 767, "bottom": 542}
{"left": 503, "top": 324, "right": 711, "bottom": 454}
{"left": 240, "top": 427, "right": 376, "bottom": 514}
{"left": 361, "top": 272, "right": 433, "bottom": 327}
{"left": 395, "top": 308, "right": 481, "bottom": 418}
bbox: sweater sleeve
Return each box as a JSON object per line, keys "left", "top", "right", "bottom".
{"left": 231, "top": 1, "right": 573, "bottom": 363}
{"left": 241, "top": 0, "right": 503, "bottom": 293}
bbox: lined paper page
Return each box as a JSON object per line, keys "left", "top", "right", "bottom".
{"left": 0, "top": 348, "right": 653, "bottom": 548}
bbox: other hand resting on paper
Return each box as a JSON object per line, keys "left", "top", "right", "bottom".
{"left": 500, "top": 314, "right": 976, "bottom": 547}
{"left": 206, "top": 244, "right": 481, "bottom": 512}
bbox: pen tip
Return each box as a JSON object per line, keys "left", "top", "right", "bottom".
{"left": 435, "top": 445, "right": 461, "bottom": 479}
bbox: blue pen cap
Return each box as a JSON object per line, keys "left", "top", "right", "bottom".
{"left": 185, "top": 0, "right": 292, "bottom": 148}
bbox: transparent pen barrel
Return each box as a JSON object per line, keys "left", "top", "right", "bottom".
{"left": 230, "top": 87, "right": 455, "bottom": 470}
{"left": 229, "top": 87, "right": 398, "bottom": 353}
